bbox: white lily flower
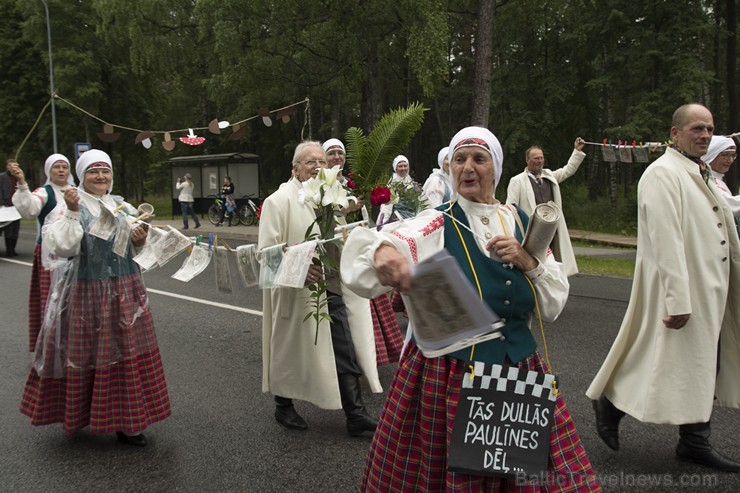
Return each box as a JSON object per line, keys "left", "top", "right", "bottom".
{"left": 320, "top": 166, "right": 340, "bottom": 187}
{"left": 389, "top": 189, "right": 400, "bottom": 205}
{"left": 322, "top": 182, "right": 349, "bottom": 209}
{"left": 301, "top": 178, "right": 322, "bottom": 207}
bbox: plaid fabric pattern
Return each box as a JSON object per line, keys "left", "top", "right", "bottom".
{"left": 371, "top": 293, "right": 403, "bottom": 366}
{"left": 20, "top": 348, "right": 170, "bottom": 434}
{"left": 20, "top": 272, "right": 170, "bottom": 434}
{"left": 359, "top": 344, "right": 600, "bottom": 492}
{"left": 28, "top": 244, "right": 52, "bottom": 352}
{"left": 390, "top": 289, "right": 406, "bottom": 315}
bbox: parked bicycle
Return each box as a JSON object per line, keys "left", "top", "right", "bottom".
{"left": 207, "top": 194, "right": 239, "bottom": 226}
{"left": 237, "top": 194, "right": 260, "bottom": 226}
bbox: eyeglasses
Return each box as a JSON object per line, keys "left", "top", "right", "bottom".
{"left": 303, "top": 160, "right": 327, "bottom": 166}
{"left": 719, "top": 152, "right": 736, "bottom": 160}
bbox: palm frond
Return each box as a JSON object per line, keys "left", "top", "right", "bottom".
{"left": 345, "top": 103, "right": 427, "bottom": 196}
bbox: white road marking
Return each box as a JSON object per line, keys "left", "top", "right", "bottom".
{"left": 0, "top": 258, "right": 261, "bottom": 316}
{"left": 147, "top": 288, "right": 263, "bottom": 316}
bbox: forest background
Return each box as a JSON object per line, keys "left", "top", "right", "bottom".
{"left": 0, "top": 0, "right": 737, "bottom": 235}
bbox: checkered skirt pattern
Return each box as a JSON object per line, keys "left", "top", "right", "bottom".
{"left": 359, "top": 344, "right": 601, "bottom": 492}
{"left": 28, "top": 244, "right": 51, "bottom": 352}
{"left": 19, "top": 273, "right": 170, "bottom": 434}
{"left": 371, "top": 293, "right": 403, "bottom": 366}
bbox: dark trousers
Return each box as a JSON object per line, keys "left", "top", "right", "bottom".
{"left": 327, "top": 290, "right": 361, "bottom": 376}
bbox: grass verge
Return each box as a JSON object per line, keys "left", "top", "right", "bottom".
{"left": 576, "top": 255, "right": 634, "bottom": 279}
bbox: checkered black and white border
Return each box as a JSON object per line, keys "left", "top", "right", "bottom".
{"left": 462, "top": 361, "right": 557, "bottom": 402}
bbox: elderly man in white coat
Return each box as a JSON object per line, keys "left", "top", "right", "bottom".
{"left": 258, "top": 141, "right": 380, "bottom": 436}
{"left": 587, "top": 104, "right": 740, "bottom": 472}
{"left": 505, "top": 137, "right": 586, "bottom": 276}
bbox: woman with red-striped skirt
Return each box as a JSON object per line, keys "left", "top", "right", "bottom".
{"left": 20, "top": 150, "right": 170, "bottom": 447}
{"left": 342, "top": 127, "right": 600, "bottom": 491}
{"left": 11, "top": 154, "right": 75, "bottom": 352}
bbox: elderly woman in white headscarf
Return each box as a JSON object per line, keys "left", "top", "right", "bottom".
{"left": 11, "top": 154, "right": 76, "bottom": 351}
{"left": 342, "top": 126, "right": 599, "bottom": 492}
{"left": 422, "top": 146, "right": 453, "bottom": 208}
{"left": 20, "top": 149, "right": 171, "bottom": 448}
{"left": 704, "top": 135, "right": 739, "bottom": 218}
{"left": 379, "top": 154, "right": 425, "bottom": 222}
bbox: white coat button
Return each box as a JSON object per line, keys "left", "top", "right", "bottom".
{"left": 481, "top": 216, "right": 489, "bottom": 225}
{"left": 505, "top": 280, "right": 512, "bottom": 286}
{"left": 485, "top": 232, "right": 492, "bottom": 239}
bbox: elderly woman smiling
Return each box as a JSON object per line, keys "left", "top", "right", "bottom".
{"left": 341, "top": 126, "right": 599, "bottom": 491}
{"left": 20, "top": 150, "right": 170, "bottom": 448}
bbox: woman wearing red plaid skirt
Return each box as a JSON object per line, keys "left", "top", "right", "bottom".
{"left": 342, "top": 127, "right": 600, "bottom": 492}
{"left": 11, "top": 154, "right": 75, "bottom": 353}
{"left": 19, "top": 150, "right": 170, "bottom": 447}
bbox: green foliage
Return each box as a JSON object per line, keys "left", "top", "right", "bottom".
{"left": 563, "top": 184, "right": 638, "bottom": 236}
{"left": 575, "top": 255, "right": 635, "bottom": 279}
{"left": 345, "top": 103, "right": 427, "bottom": 197}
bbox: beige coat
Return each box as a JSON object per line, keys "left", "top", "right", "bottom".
{"left": 586, "top": 148, "right": 740, "bottom": 424}
{"left": 505, "top": 149, "right": 585, "bottom": 276}
{"left": 258, "top": 178, "right": 380, "bottom": 410}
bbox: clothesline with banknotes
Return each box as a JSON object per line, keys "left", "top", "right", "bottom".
{"left": 68, "top": 198, "right": 559, "bottom": 296}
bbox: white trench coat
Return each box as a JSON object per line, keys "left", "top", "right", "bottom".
{"left": 258, "top": 178, "right": 381, "bottom": 410}
{"left": 586, "top": 148, "right": 740, "bottom": 424}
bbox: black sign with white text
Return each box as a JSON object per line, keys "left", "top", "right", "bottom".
{"left": 448, "top": 361, "right": 556, "bottom": 478}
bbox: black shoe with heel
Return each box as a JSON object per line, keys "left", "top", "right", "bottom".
{"left": 116, "top": 431, "right": 147, "bottom": 447}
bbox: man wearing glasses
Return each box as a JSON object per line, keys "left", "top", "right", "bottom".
{"left": 257, "top": 141, "right": 378, "bottom": 436}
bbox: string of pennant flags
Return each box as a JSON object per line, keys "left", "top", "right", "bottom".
{"left": 582, "top": 131, "right": 739, "bottom": 164}
{"left": 22, "top": 94, "right": 311, "bottom": 154}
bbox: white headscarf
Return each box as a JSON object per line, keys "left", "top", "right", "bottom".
{"left": 437, "top": 147, "right": 449, "bottom": 169}
{"left": 322, "top": 138, "right": 345, "bottom": 154}
{"left": 703, "top": 136, "right": 736, "bottom": 166}
{"left": 76, "top": 149, "right": 114, "bottom": 193}
{"left": 447, "top": 126, "right": 504, "bottom": 191}
{"left": 392, "top": 155, "right": 409, "bottom": 172}
{"left": 43, "top": 153, "right": 75, "bottom": 187}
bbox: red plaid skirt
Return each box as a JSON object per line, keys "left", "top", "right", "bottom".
{"left": 20, "top": 273, "right": 170, "bottom": 434}
{"left": 28, "top": 244, "right": 52, "bottom": 352}
{"left": 371, "top": 293, "right": 403, "bottom": 366}
{"left": 359, "top": 345, "right": 601, "bottom": 492}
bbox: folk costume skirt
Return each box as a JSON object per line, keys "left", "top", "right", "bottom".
{"left": 359, "top": 344, "right": 601, "bottom": 492}
{"left": 371, "top": 293, "right": 403, "bottom": 366}
{"left": 28, "top": 244, "right": 51, "bottom": 352}
{"left": 20, "top": 272, "right": 171, "bottom": 434}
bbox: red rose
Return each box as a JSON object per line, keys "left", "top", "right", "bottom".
{"left": 370, "top": 185, "right": 391, "bottom": 206}
{"left": 346, "top": 178, "right": 356, "bottom": 190}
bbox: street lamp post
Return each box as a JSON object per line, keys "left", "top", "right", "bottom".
{"left": 40, "top": 0, "right": 57, "bottom": 153}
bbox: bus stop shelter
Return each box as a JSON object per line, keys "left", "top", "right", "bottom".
{"left": 167, "top": 152, "right": 261, "bottom": 218}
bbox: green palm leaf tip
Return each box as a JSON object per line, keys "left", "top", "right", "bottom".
{"left": 345, "top": 102, "right": 427, "bottom": 197}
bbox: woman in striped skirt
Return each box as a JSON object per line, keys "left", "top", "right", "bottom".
{"left": 342, "top": 127, "right": 600, "bottom": 492}
{"left": 20, "top": 150, "right": 170, "bottom": 447}
{"left": 11, "top": 154, "right": 75, "bottom": 352}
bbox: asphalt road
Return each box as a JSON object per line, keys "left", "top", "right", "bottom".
{"left": 1, "top": 228, "right": 737, "bottom": 492}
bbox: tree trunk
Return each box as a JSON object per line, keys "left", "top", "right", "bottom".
{"left": 361, "top": 50, "right": 383, "bottom": 132}
{"left": 725, "top": 0, "right": 738, "bottom": 192}
{"left": 470, "top": 0, "right": 496, "bottom": 126}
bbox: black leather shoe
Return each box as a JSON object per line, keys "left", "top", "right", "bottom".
{"left": 347, "top": 415, "right": 377, "bottom": 437}
{"left": 275, "top": 407, "right": 308, "bottom": 430}
{"left": 677, "top": 443, "right": 740, "bottom": 472}
{"left": 593, "top": 396, "right": 624, "bottom": 450}
{"left": 116, "top": 431, "right": 147, "bottom": 447}
{"left": 195, "top": 224, "right": 201, "bottom": 229}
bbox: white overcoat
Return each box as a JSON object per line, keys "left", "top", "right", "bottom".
{"left": 258, "top": 178, "right": 380, "bottom": 410}
{"left": 586, "top": 148, "right": 740, "bottom": 424}
{"left": 505, "top": 149, "right": 585, "bottom": 276}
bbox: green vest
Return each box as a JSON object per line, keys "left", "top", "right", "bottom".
{"left": 442, "top": 202, "right": 537, "bottom": 365}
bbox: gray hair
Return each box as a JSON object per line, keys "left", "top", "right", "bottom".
{"left": 292, "top": 141, "right": 323, "bottom": 166}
